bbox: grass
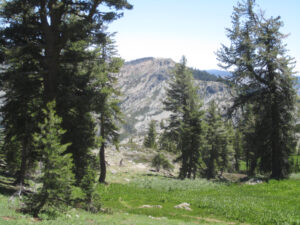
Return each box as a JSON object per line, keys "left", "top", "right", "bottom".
{"left": 1, "top": 170, "right": 300, "bottom": 224}
{"left": 0, "top": 196, "right": 199, "bottom": 225}
{"left": 98, "top": 175, "right": 300, "bottom": 225}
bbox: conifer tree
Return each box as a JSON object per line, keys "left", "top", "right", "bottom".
{"left": 0, "top": 0, "right": 132, "bottom": 184}
{"left": 202, "top": 101, "right": 233, "bottom": 179}
{"left": 0, "top": 27, "right": 43, "bottom": 184}
{"left": 163, "top": 56, "right": 206, "bottom": 179}
{"left": 203, "top": 101, "right": 222, "bottom": 179}
{"left": 25, "top": 102, "right": 74, "bottom": 217}
{"left": 91, "top": 35, "right": 124, "bottom": 184}
{"left": 144, "top": 120, "right": 157, "bottom": 149}
{"left": 217, "top": 0, "right": 296, "bottom": 179}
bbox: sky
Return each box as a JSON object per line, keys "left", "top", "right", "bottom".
{"left": 107, "top": 0, "right": 300, "bottom": 73}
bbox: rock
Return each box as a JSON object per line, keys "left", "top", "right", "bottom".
{"left": 148, "top": 215, "right": 167, "bottom": 220}
{"left": 124, "top": 178, "right": 130, "bottom": 182}
{"left": 136, "top": 163, "right": 146, "bottom": 169}
{"left": 110, "top": 169, "right": 117, "bottom": 174}
{"left": 139, "top": 205, "right": 162, "bottom": 209}
{"left": 174, "top": 202, "right": 192, "bottom": 211}
{"left": 246, "top": 178, "right": 263, "bottom": 185}
{"left": 139, "top": 205, "right": 152, "bottom": 208}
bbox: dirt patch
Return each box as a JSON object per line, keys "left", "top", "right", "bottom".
{"left": 87, "top": 219, "right": 96, "bottom": 224}
{"left": 31, "top": 217, "right": 42, "bottom": 222}
{"left": 1, "top": 216, "right": 16, "bottom": 221}
{"left": 182, "top": 214, "right": 249, "bottom": 225}
{"left": 222, "top": 173, "right": 248, "bottom": 182}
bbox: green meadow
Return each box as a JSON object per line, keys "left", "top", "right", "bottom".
{"left": 1, "top": 172, "right": 300, "bottom": 225}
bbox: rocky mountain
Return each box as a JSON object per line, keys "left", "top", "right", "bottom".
{"left": 117, "top": 57, "right": 232, "bottom": 143}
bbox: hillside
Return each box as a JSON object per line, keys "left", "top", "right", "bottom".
{"left": 117, "top": 57, "right": 232, "bottom": 142}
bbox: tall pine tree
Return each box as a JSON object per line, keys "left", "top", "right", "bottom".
{"left": 0, "top": 0, "right": 132, "bottom": 184}
{"left": 163, "top": 56, "right": 206, "bottom": 179}
{"left": 217, "top": 0, "right": 296, "bottom": 179}
{"left": 202, "top": 101, "right": 232, "bottom": 179}
{"left": 91, "top": 35, "right": 124, "bottom": 184}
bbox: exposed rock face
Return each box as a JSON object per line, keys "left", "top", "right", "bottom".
{"left": 117, "top": 57, "right": 231, "bottom": 142}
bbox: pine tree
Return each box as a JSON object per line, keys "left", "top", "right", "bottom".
{"left": 144, "top": 120, "right": 157, "bottom": 149}
{"left": 163, "top": 56, "right": 206, "bottom": 179}
{"left": 0, "top": 23, "right": 43, "bottom": 183}
{"left": 0, "top": 0, "right": 132, "bottom": 184}
{"left": 25, "top": 102, "right": 74, "bottom": 217}
{"left": 0, "top": 0, "right": 132, "bottom": 102}
{"left": 91, "top": 35, "right": 124, "bottom": 184}
{"left": 217, "top": 0, "right": 296, "bottom": 179}
{"left": 202, "top": 101, "right": 232, "bottom": 179}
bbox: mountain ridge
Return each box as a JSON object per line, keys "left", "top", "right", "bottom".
{"left": 117, "top": 57, "right": 232, "bottom": 143}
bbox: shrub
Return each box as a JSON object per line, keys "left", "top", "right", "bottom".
{"left": 151, "top": 153, "right": 174, "bottom": 172}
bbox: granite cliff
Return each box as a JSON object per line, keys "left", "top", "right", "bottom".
{"left": 116, "top": 57, "right": 231, "bottom": 142}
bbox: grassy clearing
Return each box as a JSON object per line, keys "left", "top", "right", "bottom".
{"left": 99, "top": 175, "right": 300, "bottom": 225}
{"left": 0, "top": 195, "right": 199, "bottom": 225}
{"left": 1, "top": 170, "right": 300, "bottom": 224}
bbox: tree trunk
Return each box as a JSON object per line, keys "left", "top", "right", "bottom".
{"left": 270, "top": 100, "right": 282, "bottom": 179}
{"left": 192, "top": 167, "right": 196, "bottom": 179}
{"left": 246, "top": 148, "right": 249, "bottom": 174}
{"left": 234, "top": 155, "right": 240, "bottom": 172}
{"left": 44, "top": 39, "right": 59, "bottom": 102}
{"left": 40, "top": 4, "right": 60, "bottom": 103}
{"left": 187, "top": 157, "right": 192, "bottom": 179}
{"left": 99, "top": 142, "right": 106, "bottom": 183}
{"left": 179, "top": 151, "right": 188, "bottom": 179}
{"left": 249, "top": 157, "right": 257, "bottom": 176}
{"left": 33, "top": 192, "right": 48, "bottom": 218}
{"left": 207, "top": 146, "right": 216, "bottom": 179}
{"left": 15, "top": 138, "right": 28, "bottom": 185}
{"left": 99, "top": 115, "right": 106, "bottom": 183}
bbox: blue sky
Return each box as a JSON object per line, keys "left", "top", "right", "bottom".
{"left": 108, "top": 0, "right": 300, "bottom": 72}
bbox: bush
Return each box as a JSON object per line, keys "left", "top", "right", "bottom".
{"left": 151, "top": 153, "right": 174, "bottom": 172}
{"left": 80, "top": 166, "right": 101, "bottom": 213}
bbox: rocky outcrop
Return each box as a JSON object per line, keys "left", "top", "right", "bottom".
{"left": 117, "top": 57, "right": 231, "bottom": 142}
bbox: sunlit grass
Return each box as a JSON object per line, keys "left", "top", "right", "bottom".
{"left": 99, "top": 176, "right": 300, "bottom": 225}
{"left": 1, "top": 171, "right": 300, "bottom": 224}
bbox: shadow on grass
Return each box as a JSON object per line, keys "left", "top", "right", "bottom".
{"left": 142, "top": 173, "right": 179, "bottom": 180}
